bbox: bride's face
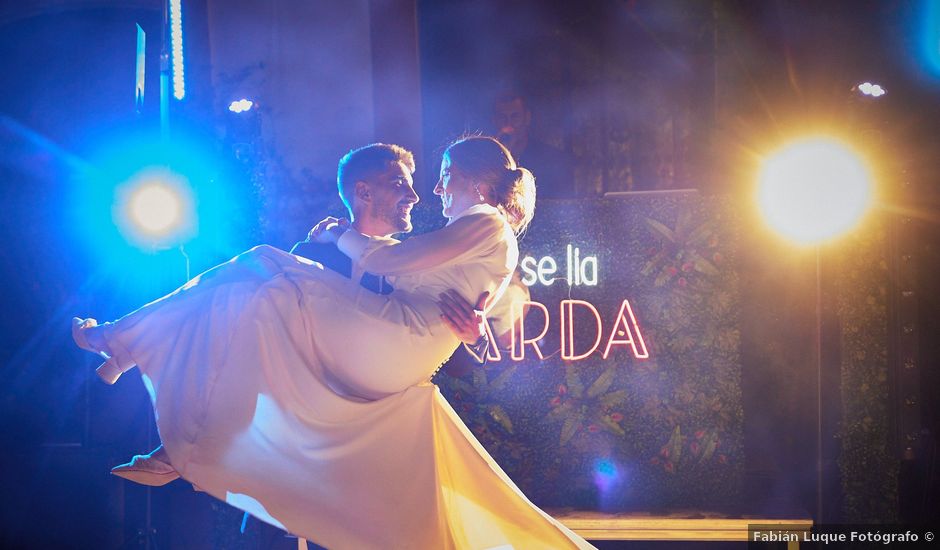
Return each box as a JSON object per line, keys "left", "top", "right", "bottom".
{"left": 434, "top": 155, "right": 478, "bottom": 220}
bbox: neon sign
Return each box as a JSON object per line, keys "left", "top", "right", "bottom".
{"left": 520, "top": 244, "right": 598, "bottom": 286}
{"left": 484, "top": 242, "right": 650, "bottom": 363}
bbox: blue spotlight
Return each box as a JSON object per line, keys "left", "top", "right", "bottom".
{"left": 170, "top": 0, "right": 185, "bottom": 100}
{"left": 72, "top": 131, "right": 254, "bottom": 289}
{"left": 113, "top": 167, "right": 196, "bottom": 250}
{"left": 592, "top": 458, "right": 624, "bottom": 494}
{"left": 916, "top": 0, "right": 940, "bottom": 79}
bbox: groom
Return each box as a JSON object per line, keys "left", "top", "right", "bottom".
{"left": 291, "top": 142, "right": 489, "bottom": 360}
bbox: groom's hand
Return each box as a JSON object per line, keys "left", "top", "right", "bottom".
{"left": 308, "top": 217, "right": 349, "bottom": 244}
{"left": 438, "top": 290, "right": 490, "bottom": 346}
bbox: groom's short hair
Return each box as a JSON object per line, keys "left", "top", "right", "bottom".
{"left": 337, "top": 143, "right": 415, "bottom": 211}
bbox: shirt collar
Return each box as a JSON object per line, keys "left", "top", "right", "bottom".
{"left": 446, "top": 203, "right": 499, "bottom": 226}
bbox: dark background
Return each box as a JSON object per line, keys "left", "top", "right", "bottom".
{"left": 1, "top": 0, "right": 938, "bottom": 547}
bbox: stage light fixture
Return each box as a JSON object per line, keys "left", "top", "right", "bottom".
{"left": 130, "top": 183, "right": 182, "bottom": 234}
{"left": 228, "top": 99, "right": 254, "bottom": 113}
{"left": 170, "top": 0, "right": 185, "bottom": 100}
{"left": 857, "top": 81, "right": 886, "bottom": 97}
{"left": 114, "top": 167, "right": 196, "bottom": 249}
{"left": 758, "top": 137, "right": 873, "bottom": 245}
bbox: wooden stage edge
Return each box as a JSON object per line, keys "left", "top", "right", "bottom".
{"left": 549, "top": 509, "right": 813, "bottom": 542}
{"left": 295, "top": 512, "right": 812, "bottom": 549}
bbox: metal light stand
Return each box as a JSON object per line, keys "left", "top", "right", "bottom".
{"left": 133, "top": 2, "right": 172, "bottom": 548}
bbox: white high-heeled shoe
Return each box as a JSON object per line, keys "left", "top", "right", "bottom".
{"left": 71, "top": 317, "right": 134, "bottom": 384}
{"left": 111, "top": 446, "right": 180, "bottom": 486}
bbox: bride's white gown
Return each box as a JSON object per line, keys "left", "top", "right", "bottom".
{"left": 98, "top": 204, "right": 594, "bottom": 550}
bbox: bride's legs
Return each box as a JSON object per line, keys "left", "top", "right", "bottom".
{"left": 72, "top": 245, "right": 295, "bottom": 384}
{"left": 74, "top": 318, "right": 179, "bottom": 483}
{"left": 74, "top": 245, "right": 305, "bottom": 483}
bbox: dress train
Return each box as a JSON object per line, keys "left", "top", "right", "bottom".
{"left": 85, "top": 245, "right": 594, "bottom": 549}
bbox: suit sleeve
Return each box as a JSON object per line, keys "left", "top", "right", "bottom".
{"left": 462, "top": 339, "right": 489, "bottom": 365}
{"left": 336, "top": 213, "right": 507, "bottom": 277}
{"left": 290, "top": 240, "right": 353, "bottom": 278}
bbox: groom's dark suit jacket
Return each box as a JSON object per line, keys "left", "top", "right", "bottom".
{"left": 290, "top": 240, "right": 390, "bottom": 295}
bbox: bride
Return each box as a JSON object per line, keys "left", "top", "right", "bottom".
{"left": 73, "top": 136, "right": 595, "bottom": 549}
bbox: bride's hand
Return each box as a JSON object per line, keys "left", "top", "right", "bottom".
{"left": 438, "top": 290, "right": 490, "bottom": 345}
{"left": 308, "top": 217, "right": 350, "bottom": 244}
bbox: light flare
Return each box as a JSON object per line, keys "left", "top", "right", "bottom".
{"left": 592, "top": 458, "right": 624, "bottom": 496}
{"left": 113, "top": 167, "right": 196, "bottom": 249}
{"left": 130, "top": 183, "right": 181, "bottom": 234}
{"left": 758, "top": 137, "right": 873, "bottom": 245}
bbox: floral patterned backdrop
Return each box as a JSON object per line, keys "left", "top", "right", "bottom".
{"left": 433, "top": 192, "right": 744, "bottom": 511}
{"left": 834, "top": 217, "right": 897, "bottom": 522}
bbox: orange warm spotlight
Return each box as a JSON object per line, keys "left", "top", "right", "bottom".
{"left": 757, "top": 137, "right": 873, "bottom": 245}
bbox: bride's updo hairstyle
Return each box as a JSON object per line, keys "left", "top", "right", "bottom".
{"left": 444, "top": 136, "right": 536, "bottom": 234}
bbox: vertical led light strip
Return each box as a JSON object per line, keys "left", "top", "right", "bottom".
{"left": 135, "top": 24, "right": 146, "bottom": 111}
{"left": 170, "top": 0, "right": 185, "bottom": 100}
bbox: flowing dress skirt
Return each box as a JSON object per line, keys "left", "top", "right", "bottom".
{"left": 99, "top": 245, "right": 594, "bottom": 550}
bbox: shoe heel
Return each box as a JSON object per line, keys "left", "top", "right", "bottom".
{"left": 96, "top": 359, "right": 124, "bottom": 385}
{"left": 111, "top": 449, "right": 180, "bottom": 487}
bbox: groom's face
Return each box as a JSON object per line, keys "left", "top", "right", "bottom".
{"left": 366, "top": 161, "right": 419, "bottom": 235}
